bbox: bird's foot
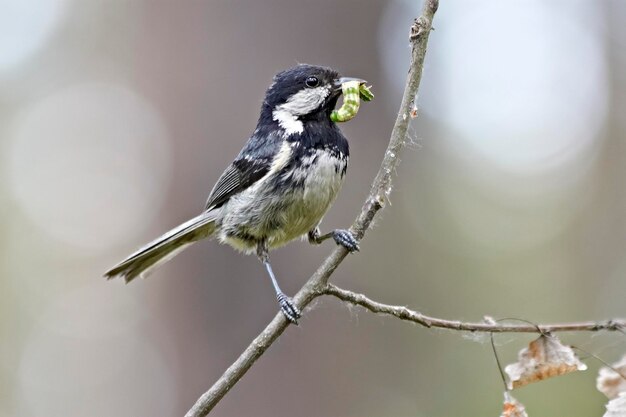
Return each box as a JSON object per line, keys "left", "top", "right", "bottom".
{"left": 277, "top": 292, "right": 301, "bottom": 324}
{"left": 332, "top": 229, "right": 360, "bottom": 252}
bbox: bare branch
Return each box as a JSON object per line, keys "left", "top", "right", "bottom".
{"left": 184, "top": 1, "right": 440, "bottom": 416}
{"left": 324, "top": 284, "right": 626, "bottom": 334}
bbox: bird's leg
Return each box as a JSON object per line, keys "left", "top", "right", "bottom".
{"left": 256, "top": 241, "right": 301, "bottom": 324}
{"left": 308, "top": 227, "right": 360, "bottom": 252}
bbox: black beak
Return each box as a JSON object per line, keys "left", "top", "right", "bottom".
{"left": 333, "top": 77, "right": 367, "bottom": 91}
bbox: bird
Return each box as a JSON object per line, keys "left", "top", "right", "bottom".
{"left": 104, "top": 64, "right": 364, "bottom": 324}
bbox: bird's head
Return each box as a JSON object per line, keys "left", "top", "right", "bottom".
{"left": 260, "top": 64, "right": 364, "bottom": 135}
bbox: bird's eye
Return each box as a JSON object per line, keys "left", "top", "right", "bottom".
{"left": 305, "top": 76, "right": 319, "bottom": 88}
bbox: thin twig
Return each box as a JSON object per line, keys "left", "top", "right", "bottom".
{"left": 490, "top": 332, "right": 509, "bottom": 391}
{"left": 572, "top": 346, "right": 626, "bottom": 381}
{"left": 324, "top": 284, "right": 626, "bottom": 334}
{"left": 184, "top": 2, "right": 440, "bottom": 416}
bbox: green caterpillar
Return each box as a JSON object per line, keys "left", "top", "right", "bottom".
{"left": 330, "top": 81, "right": 374, "bottom": 123}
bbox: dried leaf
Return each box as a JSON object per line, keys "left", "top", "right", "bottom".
{"left": 504, "top": 334, "right": 587, "bottom": 389}
{"left": 501, "top": 392, "right": 528, "bottom": 417}
{"left": 597, "top": 355, "right": 626, "bottom": 399}
{"left": 603, "top": 393, "right": 626, "bottom": 417}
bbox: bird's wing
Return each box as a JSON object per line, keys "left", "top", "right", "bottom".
{"left": 204, "top": 131, "right": 285, "bottom": 210}
{"left": 204, "top": 158, "right": 269, "bottom": 210}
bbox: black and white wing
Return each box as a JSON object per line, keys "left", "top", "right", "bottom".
{"left": 204, "top": 158, "right": 268, "bottom": 210}
{"left": 204, "top": 131, "right": 284, "bottom": 210}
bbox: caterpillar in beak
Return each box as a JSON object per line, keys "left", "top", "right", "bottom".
{"left": 331, "top": 81, "right": 374, "bottom": 123}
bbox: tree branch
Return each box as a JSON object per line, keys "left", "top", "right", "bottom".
{"left": 323, "top": 284, "right": 626, "bottom": 333}
{"left": 184, "top": 1, "right": 439, "bottom": 416}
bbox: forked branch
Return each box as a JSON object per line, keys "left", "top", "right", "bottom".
{"left": 185, "top": 2, "right": 462, "bottom": 415}
{"left": 184, "top": 2, "right": 626, "bottom": 415}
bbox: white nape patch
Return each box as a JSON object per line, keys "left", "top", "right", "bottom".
{"left": 273, "top": 85, "right": 331, "bottom": 136}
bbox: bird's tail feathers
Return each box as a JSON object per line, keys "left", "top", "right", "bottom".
{"left": 104, "top": 211, "right": 218, "bottom": 283}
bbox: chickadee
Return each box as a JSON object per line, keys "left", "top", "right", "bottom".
{"left": 105, "top": 64, "right": 364, "bottom": 323}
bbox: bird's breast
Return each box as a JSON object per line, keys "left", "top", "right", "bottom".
{"left": 217, "top": 142, "right": 348, "bottom": 252}
{"left": 294, "top": 147, "right": 348, "bottom": 205}
{"left": 263, "top": 146, "right": 348, "bottom": 243}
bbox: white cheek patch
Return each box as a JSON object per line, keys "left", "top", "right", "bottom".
{"left": 273, "top": 85, "right": 331, "bottom": 136}
{"left": 280, "top": 86, "right": 331, "bottom": 116}
{"left": 272, "top": 108, "right": 303, "bottom": 135}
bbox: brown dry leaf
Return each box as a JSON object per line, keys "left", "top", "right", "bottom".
{"left": 504, "top": 334, "right": 587, "bottom": 389}
{"left": 603, "top": 393, "right": 626, "bottom": 417}
{"left": 501, "top": 392, "right": 528, "bottom": 417}
{"left": 597, "top": 354, "right": 626, "bottom": 399}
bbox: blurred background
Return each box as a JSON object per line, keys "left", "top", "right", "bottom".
{"left": 1, "top": 0, "right": 625, "bottom": 416}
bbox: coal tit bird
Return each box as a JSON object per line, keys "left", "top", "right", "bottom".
{"left": 104, "top": 64, "right": 364, "bottom": 323}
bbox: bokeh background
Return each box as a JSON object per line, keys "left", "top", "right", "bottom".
{"left": 1, "top": 1, "right": 625, "bottom": 416}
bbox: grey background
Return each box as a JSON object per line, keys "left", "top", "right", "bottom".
{"left": 1, "top": 1, "right": 625, "bottom": 416}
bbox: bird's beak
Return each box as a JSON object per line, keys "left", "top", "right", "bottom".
{"left": 333, "top": 77, "right": 367, "bottom": 91}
